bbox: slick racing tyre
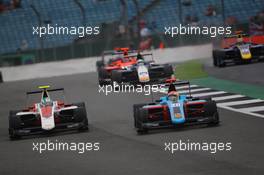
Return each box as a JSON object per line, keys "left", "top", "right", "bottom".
{"left": 216, "top": 57, "right": 226, "bottom": 67}
{"left": 210, "top": 112, "right": 220, "bottom": 126}
{"left": 213, "top": 51, "right": 226, "bottom": 67}
{"left": 163, "top": 64, "right": 174, "bottom": 76}
{"left": 96, "top": 60, "right": 104, "bottom": 71}
{"left": 212, "top": 50, "right": 219, "bottom": 67}
{"left": 204, "top": 101, "right": 219, "bottom": 126}
{"left": 133, "top": 104, "right": 147, "bottom": 128}
{"left": 137, "top": 108, "right": 149, "bottom": 134}
{"left": 98, "top": 68, "right": 109, "bottom": 85}
{"left": 9, "top": 110, "right": 22, "bottom": 140}
{"left": 73, "top": 102, "right": 89, "bottom": 131}
{"left": 111, "top": 70, "right": 122, "bottom": 84}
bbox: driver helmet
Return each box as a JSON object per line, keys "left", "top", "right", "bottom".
{"left": 137, "top": 59, "right": 144, "bottom": 64}
{"left": 168, "top": 91, "right": 179, "bottom": 97}
{"left": 236, "top": 34, "right": 244, "bottom": 43}
{"left": 41, "top": 90, "right": 52, "bottom": 105}
{"left": 41, "top": 97, "right": 51, "bottom": 105}
{"left": 168, "top": 91, "right": 179, "bottom": 102}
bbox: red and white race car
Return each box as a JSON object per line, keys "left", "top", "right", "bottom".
{"left": 8, "top": 86, "right": 88, "bottom": 139}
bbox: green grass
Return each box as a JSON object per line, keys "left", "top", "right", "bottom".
{"left": 191, "top": 77, "right": 264, "bottom": 100}
{"left": 175, "top": 60, "right": 208, "bottom": 80}
{"left": 175, "top": 59, "right": 264, "bottom": 99}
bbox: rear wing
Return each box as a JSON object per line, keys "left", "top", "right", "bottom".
{"left": 26, "top": 88, "right": 64, "bottom": 95}
{"left": 224, "top": 31, "right": 249, "bottom": 39}
{"left": 101, "top": 50, "right": 138, "bottom": 62}
{"left": 102, "top": 50, "right": 137, "bottom": 57}
{"left": 124, "top": 53, "right": 153, "bottom": 58}
{"left": 124, "top": 53, "right": 154, "bottom": 61}
{"left": 25, "top": 87, "right": 66, "bottom": 107}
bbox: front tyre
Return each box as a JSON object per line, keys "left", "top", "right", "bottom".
{"left": 204, "top": 101, "right": 219, "bottom": 126}
{"left": 136, "top": 108, "right": 149, "bottom": 134}
{"left": 133, "top": 104, "right": 147, "bottom": 128}
{"left": 9, "top": 110, "right": 22, "bottom": 140}
{"left": 111, "top": 70, "right": 123, "bottom": 84}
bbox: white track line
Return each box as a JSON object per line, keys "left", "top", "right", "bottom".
{"left": 217, "top": 105, "right": 264, "bottom": 119}
{"left": 175, "top": 85, "right": 198, "bottom": 90}
{"left": 192, "top": 91, "right": 227, "bottom": 97}
{"left": 240, "top": 106, "right": 264, "bottom": 113}
{"left": 178, "top": 88, "right": 211, "bottom": 94}
{"left": 160, "top": 85, "right": 198, "bottom": 92}
{"left": 218, "top": 99, "right": 264, "bottom": 106}
{"left": 212, "top": 95, "right": 245, "bottom": 101}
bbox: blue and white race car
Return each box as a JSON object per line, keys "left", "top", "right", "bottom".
{"left": 133, "top": 81, "right": 219, "bottom": 133}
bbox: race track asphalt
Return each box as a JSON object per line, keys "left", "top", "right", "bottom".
{"left": 0, "top": 72, "right": 264, "bottom": 175}
{"left": 203, "top": 58, "right": 264, "bottom": 86}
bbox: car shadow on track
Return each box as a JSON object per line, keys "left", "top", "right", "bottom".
{"left": 134, "top": 123, "right": 221, "bottom": 136}
{"left": 7, "top": 128, "right": 91, "bottom": 142}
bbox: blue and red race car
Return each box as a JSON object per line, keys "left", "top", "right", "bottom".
{"left": 133, "top": 81, "right": 219, "bottom": 134}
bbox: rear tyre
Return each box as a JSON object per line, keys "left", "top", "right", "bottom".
{"left": 9, "top": 110, "right": 22, "bottom": 140}
{"left": 214, "top": 51, "right": 226, "bottom": 67}
{"left": 216, "top": 57, "right": 226, "bottom": 67}
{"left": 213, "top": 57, "right": 217, "bottom": 67}
{"left": 96, "top": 60, "right": 104, "bottom": 71}
{"left": 73, "top": 103, "right": 89, "bottom": 131}
{"left": 98, "top": 68, "right": 109, "bottom": 86}
{"left": 212, "top": 50, "right": 220, "bottom": 67}
{"left": 163, "top": 64, "right": 174, "bottom": 76}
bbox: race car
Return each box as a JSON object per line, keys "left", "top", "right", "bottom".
{"left": 213, "top": 32, "right": 264, "bottom": 67}
{"left": 111, "top": 52, "right": 174, "bottom": 84}
{"left": 96, "top": 48, "right": 138, "bottom": 85}
{"left": 8, "top": 86, "right": 88, "bottom": 139}
{"left": 133, "top": 81, "right": 219, "bottom": 134}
